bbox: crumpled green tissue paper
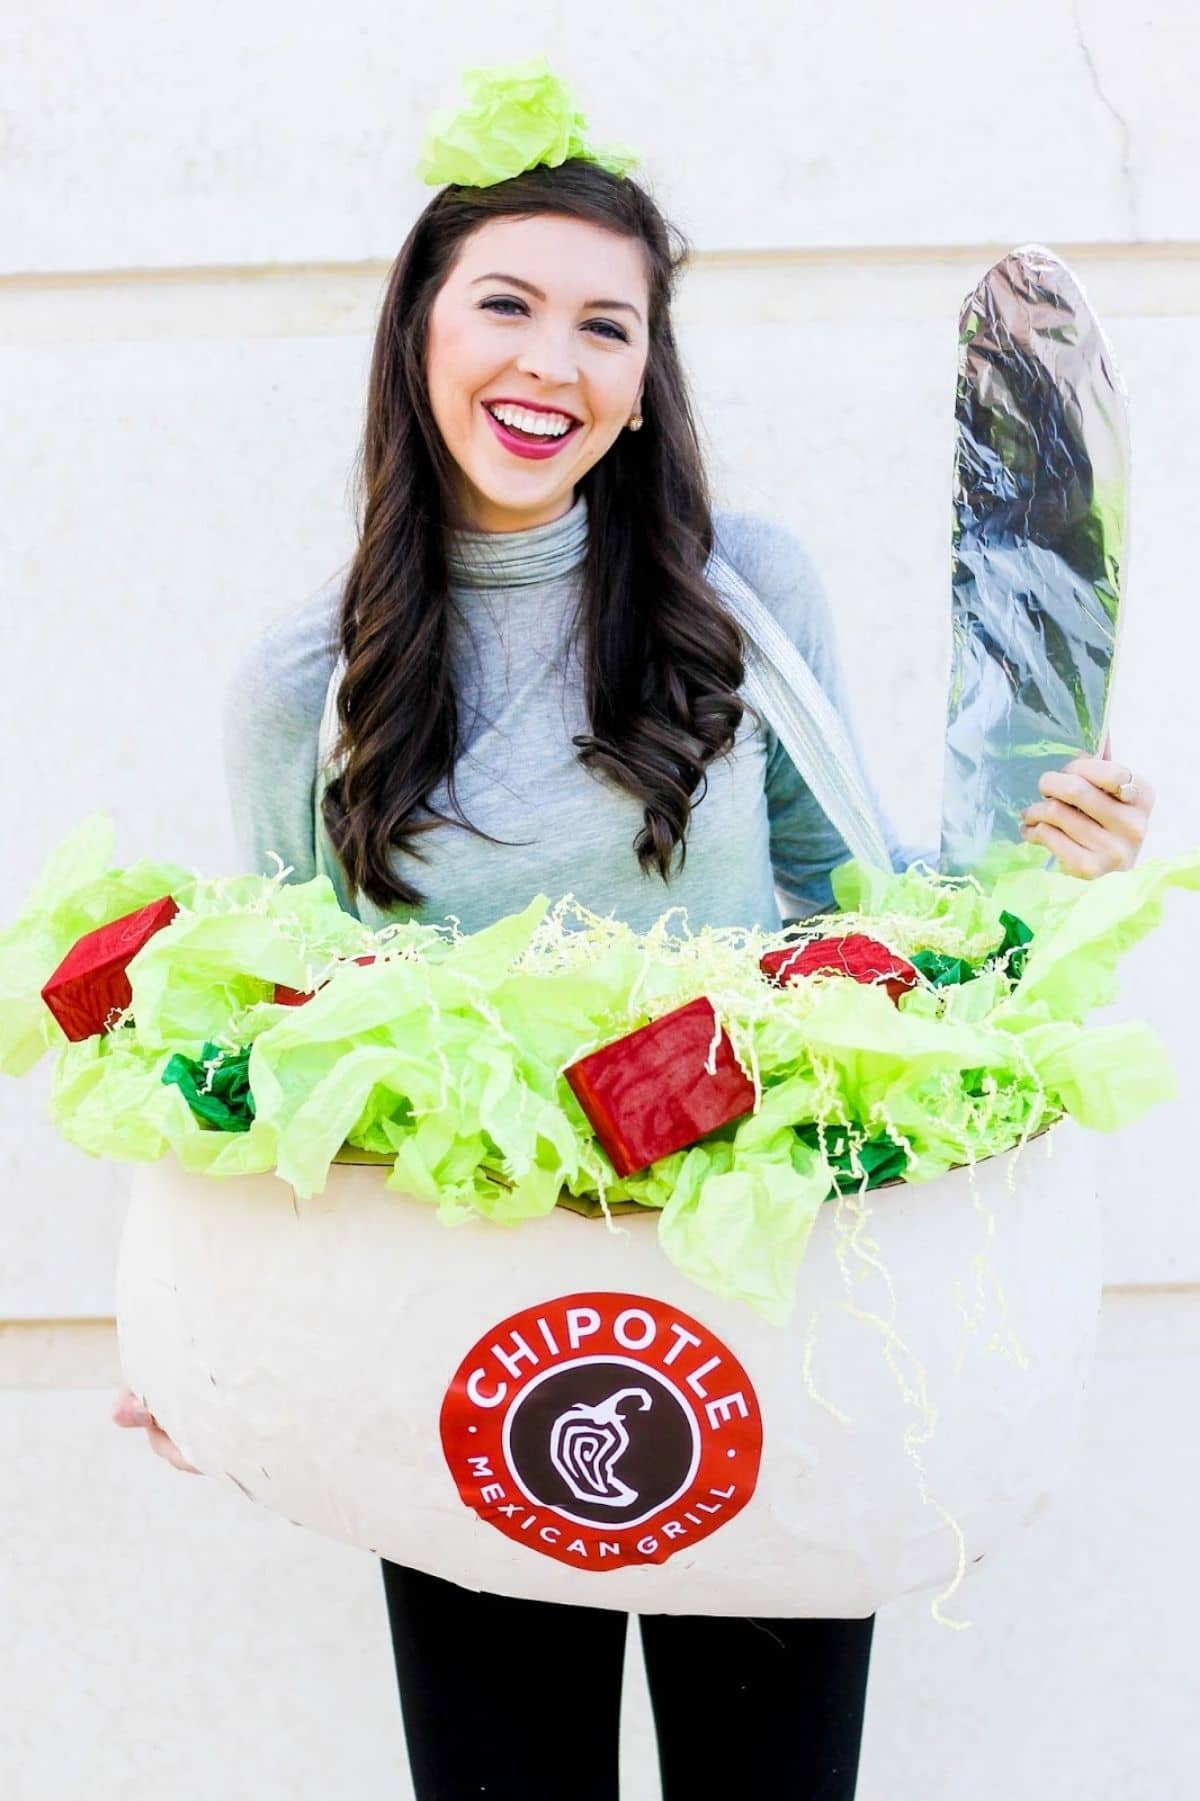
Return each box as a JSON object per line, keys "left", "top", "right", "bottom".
{"left": 415, "top": 56, "right": 640, "bottom": 188}
{"left": 4, "top": 813, "right": 1199, "bottom": 1319}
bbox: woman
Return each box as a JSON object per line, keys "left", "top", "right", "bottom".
{"left": 114, "top": 75, "right": 1153, "bottom": 1801}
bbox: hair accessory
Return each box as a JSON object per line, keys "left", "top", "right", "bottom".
{"left": 415, "top": 55, "right": 641, "bottom": 189}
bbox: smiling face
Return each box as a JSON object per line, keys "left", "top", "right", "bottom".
{"left": 425, "top": 213, "right": 651, "bottom": 533}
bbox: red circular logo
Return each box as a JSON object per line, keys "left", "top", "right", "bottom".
{"left": 439, "top": 1290, "right": 762, "bottom": 1570}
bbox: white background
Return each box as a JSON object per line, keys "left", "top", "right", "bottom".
{"left": 1, "top": 2, "right": 1198, "bottom": 1794}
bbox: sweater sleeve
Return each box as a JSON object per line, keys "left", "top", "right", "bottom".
{"left": 712, "top": 511, "right": 937, "bottom": 919}
{"left": 219, "top": 574, "right": 345, "bottom": 892}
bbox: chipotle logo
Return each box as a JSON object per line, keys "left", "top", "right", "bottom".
{"left": 439, "top": 1291, "right": 762, "bottom": 1570}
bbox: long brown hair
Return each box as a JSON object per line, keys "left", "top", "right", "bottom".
{"left": 321, "top": 158, "right": 750, "bottom": 912}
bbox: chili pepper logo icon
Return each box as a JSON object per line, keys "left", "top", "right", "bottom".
{"left": 547, "top": 1387, "right": 653, "bottom": 1507}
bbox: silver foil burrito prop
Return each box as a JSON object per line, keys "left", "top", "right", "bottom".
{"left": 939, "top": 244, "right": 1130, "bottom": 878}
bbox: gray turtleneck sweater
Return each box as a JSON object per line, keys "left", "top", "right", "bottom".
{"left": 221, "top": 496, "right": 929, "bottom": 936}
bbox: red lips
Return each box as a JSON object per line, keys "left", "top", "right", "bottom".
{"left": 484, "top": 396, "right": 583, "bottom": 424}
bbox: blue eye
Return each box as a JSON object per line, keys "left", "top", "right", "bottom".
{"left": 479, "top": 297, "right": 629, "bottom": 342}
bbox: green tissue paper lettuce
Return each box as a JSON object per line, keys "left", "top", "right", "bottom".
{"left": 0, "top": 813, "right": 195, "bottom": 1077}
{"left": 4, "top": 815, "right": 1199, "bottom": 1322}
{"left": 414, "top": 56, "right": 640, "bottom": 188}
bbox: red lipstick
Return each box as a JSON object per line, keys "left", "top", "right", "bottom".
{"left": 482, "top": 402, "right": 584, "bottom": 462}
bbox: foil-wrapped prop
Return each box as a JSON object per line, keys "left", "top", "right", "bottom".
{"left": 939, "top": 244, "right": 1129, "bottom": 878}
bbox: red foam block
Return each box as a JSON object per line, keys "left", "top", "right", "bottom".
{"left": 273, "top": 953, "right": 378, "bottom": 1007}
{"left": 564, "top": 995, "right": 757, "bottom": 1178}
{"left": 759, "top": 933, "right": 919, "bottom": 1006}
{"left": 40, "top": 895, "right": 180, "bottom": 1041}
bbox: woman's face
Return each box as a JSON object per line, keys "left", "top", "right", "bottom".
{"left": 425, "top": 213, "right": 650, "bottom": 534}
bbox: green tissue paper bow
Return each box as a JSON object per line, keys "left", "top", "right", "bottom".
{"left": 415, "top": 56, "right": 641, "bottom": 188}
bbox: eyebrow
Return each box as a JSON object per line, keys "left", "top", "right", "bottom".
{"left": 470, "top": 272, "right": 643, "bottom": 325}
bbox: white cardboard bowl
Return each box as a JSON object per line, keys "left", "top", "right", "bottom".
{"left": 115, "top": 1116, "right": 1100, "bottom": 1617}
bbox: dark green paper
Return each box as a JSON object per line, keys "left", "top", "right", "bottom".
{"left": 795, "top": 1122, "right": 910, "bottom": 1199}
{"left": 161, "top": 1041, "right": 256, "bottom": 1133}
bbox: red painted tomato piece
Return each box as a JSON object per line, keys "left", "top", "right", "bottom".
{"left": 41, "top": 896, "right": 180, "bottom": 1040}
{"left": 272, "top": 952, "right": 378, "bottom": 1007}
{"left": 564, "top": 996, "right": 756, "bottom": 1178}
{"left": 759, "top": 933, "right": 919, "bottom": 1006}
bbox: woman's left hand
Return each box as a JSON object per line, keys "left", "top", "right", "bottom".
{"left": 1019, "top": 738, "right": 1155, "bottom": 878}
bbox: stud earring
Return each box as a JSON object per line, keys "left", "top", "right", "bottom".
{"left": 627, "top": 413, "right": 643, "bottom": 431}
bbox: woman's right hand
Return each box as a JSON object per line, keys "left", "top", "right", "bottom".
{"left": 112, "top": 1385, "right": 201, "bottom": 1474}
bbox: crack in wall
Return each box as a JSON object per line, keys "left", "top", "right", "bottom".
{"left": 1071, "top": 0, "right": 1139, "bottom": 238}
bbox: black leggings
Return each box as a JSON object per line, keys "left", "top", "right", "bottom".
{"left": 381, "top": 1560, "right": 875, "bottom": 1800}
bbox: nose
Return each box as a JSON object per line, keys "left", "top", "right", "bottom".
{"left": 514, "top": 323, "right": 580, "bottom": 390}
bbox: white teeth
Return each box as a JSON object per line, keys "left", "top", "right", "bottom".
{"left": 487, "top": 403, "right": 576, "bottom": 438}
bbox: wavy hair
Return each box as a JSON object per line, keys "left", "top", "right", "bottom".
{"left": 321, "top": 157, "right": 751, "bottom": 912}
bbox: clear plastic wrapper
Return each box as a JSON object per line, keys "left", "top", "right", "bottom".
{"left": 940, "top": 244, "right": 1129, "bottom": 876}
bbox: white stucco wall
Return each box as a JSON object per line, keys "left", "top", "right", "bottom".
{"left": 1, "top": 2, "right": 1198, "bottom": 1794}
